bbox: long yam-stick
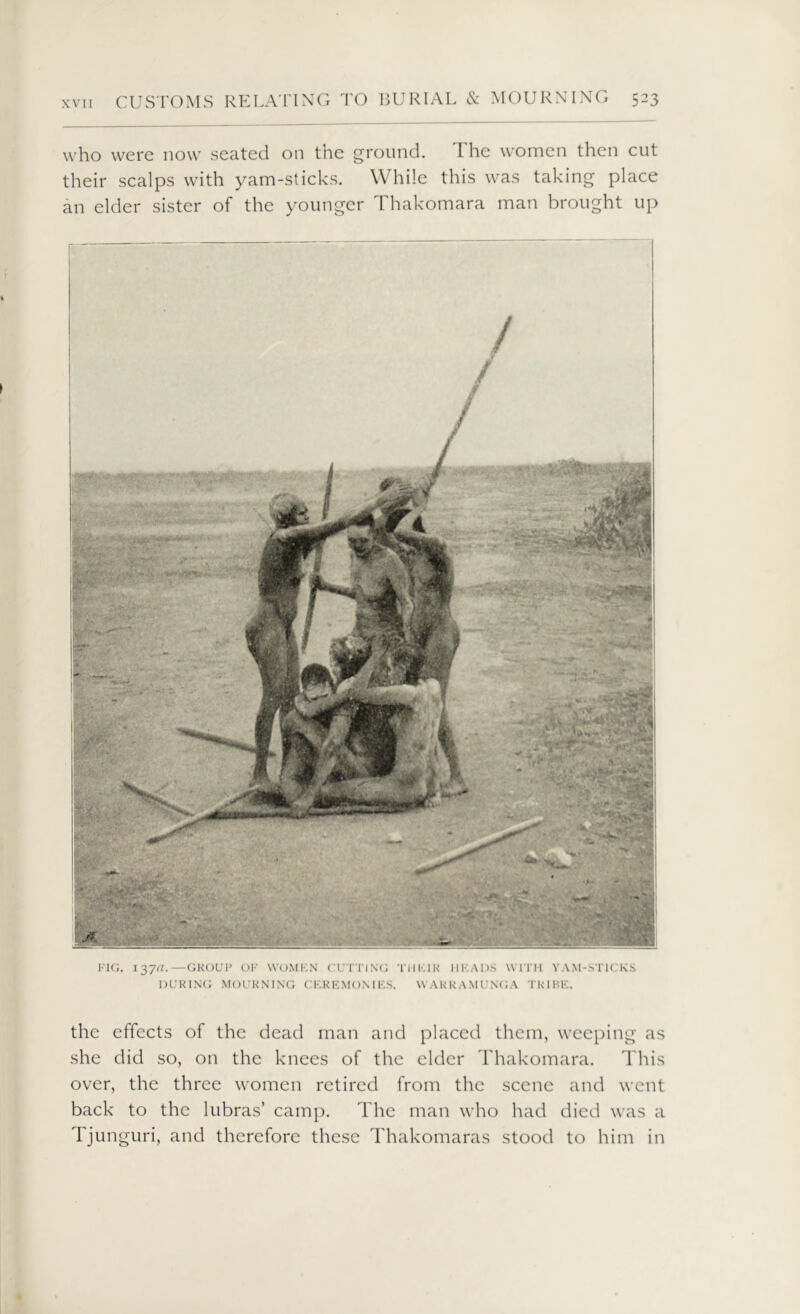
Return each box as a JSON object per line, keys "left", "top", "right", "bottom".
{"left": 414, "top": 815, "right": 543, "bottom": 874}
{"left": 301, "top": 460, "right": 335, "bottom": 653}
{"left": 124, "top": 781, "right": 406, "bottom": 821}
{"left": 147, "top": 785, "right": 260, "bottom": 844}
{"left": 429, "top": 315, "right": 512, "bottom": 486}
{"left": 176, "top": 726, "right": 259, "bottom": 754}
{"left": 122, "top": 780, "right": 193, "bottom": 815}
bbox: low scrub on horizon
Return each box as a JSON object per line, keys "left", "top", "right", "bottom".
{"left": 578, "top": 468, "right": 652, "bottom": 554}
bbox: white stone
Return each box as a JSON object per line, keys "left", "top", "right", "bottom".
{"left": 545, "top": 847, "right": 573, "bottom": 868}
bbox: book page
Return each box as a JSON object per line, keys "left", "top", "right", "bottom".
{"left": 6, "top": 2, "right": 798, "bottom": 1311}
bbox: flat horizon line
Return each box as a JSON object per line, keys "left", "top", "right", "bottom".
{"left": 72, "top": 458, "right": 651, "bottom": 475}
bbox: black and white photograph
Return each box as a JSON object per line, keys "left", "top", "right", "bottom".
{"left": 70, "top": 239, "right": 654, "bottom": 948}
{"left": 11, "top": 4, "right": 799, "bottom": 1310}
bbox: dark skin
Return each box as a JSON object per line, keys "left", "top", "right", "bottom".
{"left": 278, "top": 723, "right": 322, "bottom": 806}
{"left": 392, "top": 497, "right": 467, "bottom": 796}
{"left": 279, "top": 659, "right": 384, "bottom": 805}
{"left": 300, "top": 472, "right": 466, "bottom": 797}
{"left": 279, "top": 672, "right": 365, "bottom": 805}
{"left": 316, "top": 523, "right": 413, "bottom": 643}
{"left": 371, "top": 473, "right": 466, "bottom": 795}
{"left": 316, "top": 650, "right": 445, "bottom": 809}
{"left": 284, "top": 649, "right": 387, "bottom": 817}
{"left": 245, "top": 485, "right": 411, "bottom": 787}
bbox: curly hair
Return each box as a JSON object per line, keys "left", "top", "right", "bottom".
{"left": 381, "top": 634, "right": 424, "bottom": 683}
{"left": 300, "top": 663, "right": 333, "bottom": 690}
{"left": 269, "top": 492, "right": 305, "bottom": 526}
{"left": 329, "top": 634, "right": 371, "bottom": 680}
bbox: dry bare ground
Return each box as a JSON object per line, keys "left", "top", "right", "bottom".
{"left": 72, "top": 465, "right": 653, "bottom": 948}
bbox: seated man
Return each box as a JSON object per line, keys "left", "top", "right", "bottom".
{"left": 283, "top": 661, "right": 340, "bottom": 757}
{"left": 315, "top": 634, "right": 446, "bottom": 810}
{"left": 279, "top": 662, "right": 350, "bottom": 807}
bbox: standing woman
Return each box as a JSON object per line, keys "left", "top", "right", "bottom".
{"left": 245, "top": 483, "right": 409, "bottom": 789}
{"left": 391, "top": 491, "right": 467, "bottom": 796}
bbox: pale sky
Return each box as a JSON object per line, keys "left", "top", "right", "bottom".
{"left": 70, "top": 240, "right": 652, "bottom": 471}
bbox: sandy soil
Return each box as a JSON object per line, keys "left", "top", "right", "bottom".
{"left": 72, "top": 465, "right": 654, "bottom": 948}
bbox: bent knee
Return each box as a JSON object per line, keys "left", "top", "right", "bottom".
{"left": 281, "top": 709, "right": 304, "bottom": 735}
{"left": 246, "top": 619, "right": 273, "bottom": 659}
{"left": 392, "top": 768, "right": 427, "bottom": 801}
{"left": 279, "top": 776, "right": 305, "bottom": 805}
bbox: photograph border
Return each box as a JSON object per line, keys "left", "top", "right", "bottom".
{"left": 68, "top": 236, "right": 657, "bottom": 951}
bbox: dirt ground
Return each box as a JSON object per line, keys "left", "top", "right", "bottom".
{"left": 71, "top": 464, "right": 654, "bottom": 949}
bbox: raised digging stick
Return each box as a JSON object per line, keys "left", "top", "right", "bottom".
{"left": 413, "top": 815, "right": 543, "bottom": 875}
{"left": 147, "top": 785, "right": 261, "bottom": 844}
{"left": 428, "top": 315, "right": 512, "bottom": 489}
{"left": 300, "top": 460, "right": 335, "bottom": 653}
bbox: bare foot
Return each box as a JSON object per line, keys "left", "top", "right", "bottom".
{"left": 442, "top": 777, "right": 468, "bottom": 798}
{"left": 250, "top": 774, "right": 283, "bottom": 801}
{"left": 289, "top": 794, "right": 314, "bottom": 819}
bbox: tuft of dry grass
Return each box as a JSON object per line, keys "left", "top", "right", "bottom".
{"left": 578, "top": 469, "right": 652, "bottom": 554}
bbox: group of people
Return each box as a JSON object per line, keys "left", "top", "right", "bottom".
{"left": 244, "top": 472, "right": 467, "bottom": 816}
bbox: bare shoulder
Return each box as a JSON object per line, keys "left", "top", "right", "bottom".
{"left": 378, "top": 542, "right": 407, "bottom": 568}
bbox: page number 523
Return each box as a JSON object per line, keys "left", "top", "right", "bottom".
{"left": 632, "top": 92, "right": 659, "bottom": 107}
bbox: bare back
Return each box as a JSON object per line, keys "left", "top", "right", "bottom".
{"left": 409, "top": 548, "right": 453, "bottom": 644}
{"left": 389, "top": 679, "right": 442, "bottom": 786}
{"left": 316, "top": 677, "right": 443, "bottom": 808}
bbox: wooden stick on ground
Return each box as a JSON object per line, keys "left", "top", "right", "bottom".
{"left": 176, "top": 727, "right": 258, "bottom": 754}
{"left": 147, "top": 786, "right": 261, "bottom": 844}
{"left": 216, "top": 803, "right": 412, "bottom": 818}
{"left": 122, "top": 780, "right": 193, "bottom": 815}
{"left": 413, "top": 816, "right": 544, "bottom": 875}
{"left": 125, "top": 779, "right": 409, "bottom": 823}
